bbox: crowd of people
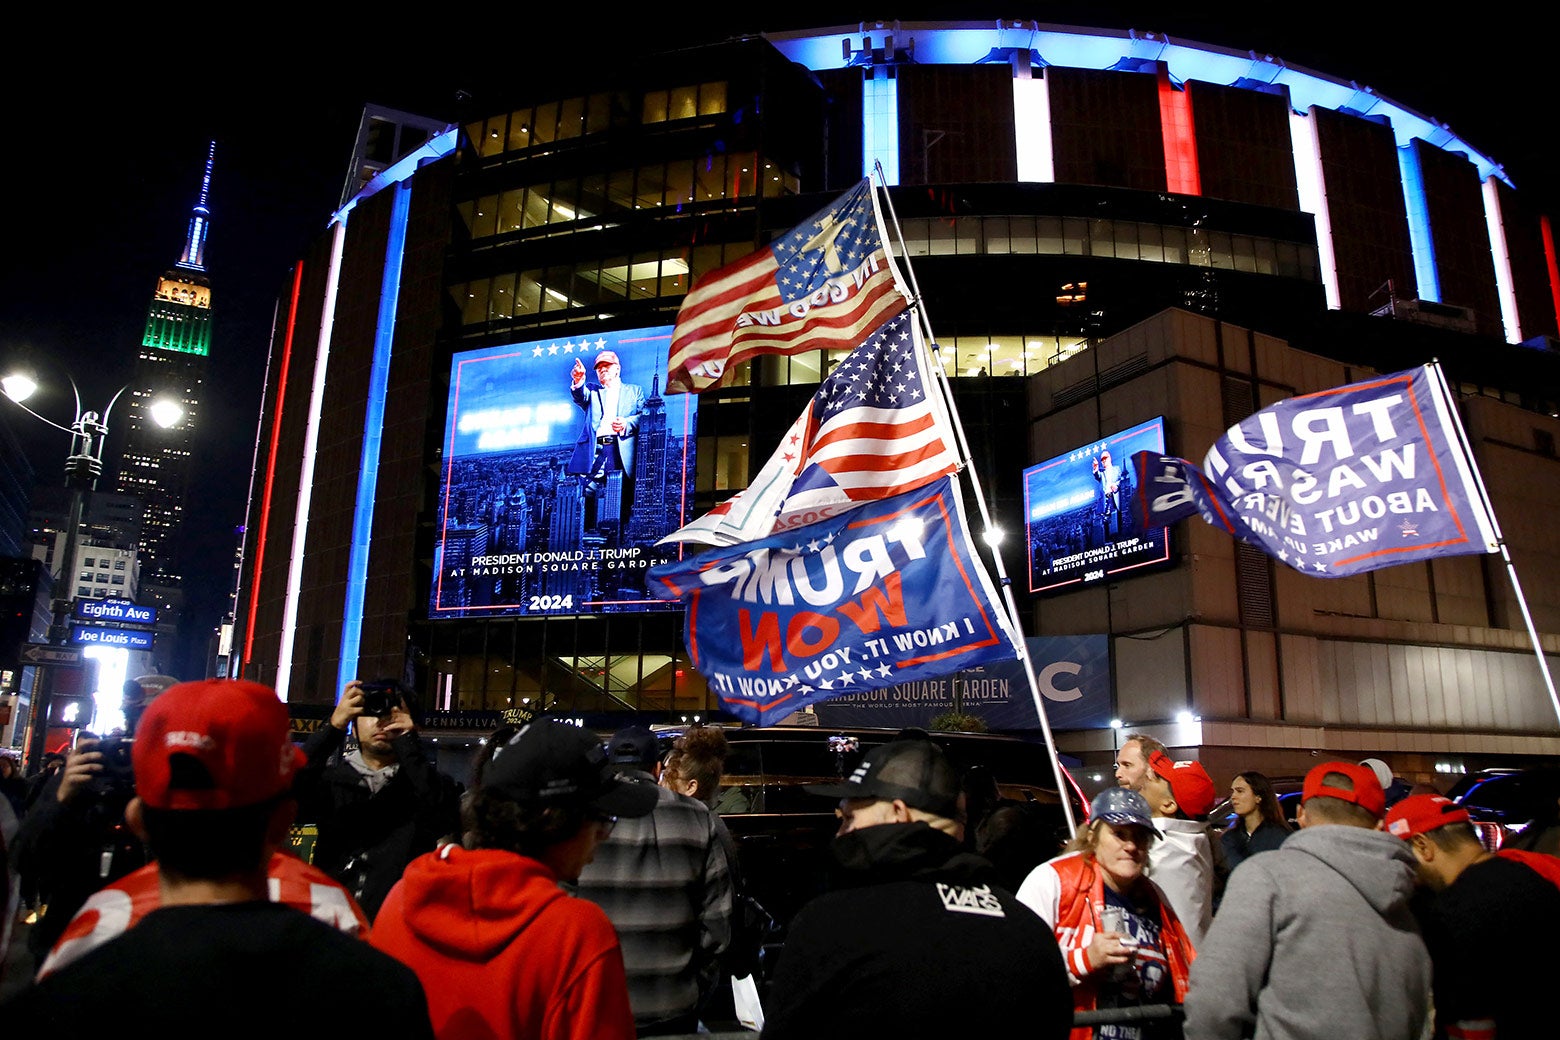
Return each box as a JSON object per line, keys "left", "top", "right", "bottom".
{"left": 0, "top": 685, "right": 1557, "bottom": 1040}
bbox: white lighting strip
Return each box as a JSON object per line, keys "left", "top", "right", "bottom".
{"left": 1013, "top": 69, "right": 1054, "bottom": 183}
{"left": 1288, "top": 108, "right": 1341, "bottom": 310}
{"left": 275, "top": 220, "right": 347, "bottom": 700}
{"left": 1482, "top": 177, "right": 1523, "bottom": 344}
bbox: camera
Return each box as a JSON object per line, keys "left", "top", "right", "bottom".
{"left": 359, "top": 683, "right": 402, "bottom": 717}
{"left": 89, "top": 734, "right": 137, "bottom": 798}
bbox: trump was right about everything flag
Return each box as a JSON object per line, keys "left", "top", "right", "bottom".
{"left": 658, "top": 311, "right": 961, "bottom": 548}
{"left": 1130, "top": 364, "right": 1499, "bottom": 578}
{"left": 664, "top": 178, "right": 910, "bottom": 394}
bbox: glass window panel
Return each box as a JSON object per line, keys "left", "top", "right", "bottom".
{"left": 478, "top": 116, "right": 505, "bottom": 157}
{"left": 532, "top": 102, "right": 558, "bottom": 145}
{"left": 488, "top": 271, "right": 517, "bottom": 320}
{"left": 515, "top": 273, "right": 543, "bottom": 315}
{"left": 669, "top": 85, "right": 698, "bottom": 120}
{"left": 506, "top": 108, "right": 532, "bottom": 151}
{"left": 463, "top": 120, "right": 485, "bottom": 154}
{"left": 693, "top": 154, "right": 726, "bottom": 202}
{"left": 1208, "top": 231, "right": 1235, "bottom": 270}
{"left": 954, "top": 218, "right": 981, "bottom": 255}
{"left": 1113, "top": 220, "right": 1140, "bottom": 260}
{"left": 523, "top": 186, "right": 551, "bottom": 229}
{"left": 1231, "top": 235, "right": 1257, "bottom": 273}
{"left": 900, "top": 217, "right": 930, "bottom": 257}
{"left": 643, "top": 90, "right": 669, "bottom": 124}
{"left": 1062, "top": 218, "right": 1087, "bottom": 255}
{"left": 558, "top": 96, "right": 585, "bottom": 140}
{"left": 1036, "top": 217, "right": 1064, "bottom": 254}
{"left": 1009, "top": 215, "right": 1039, "bottom": 254}
{"left": 636, "top": 164, "right": 667, "bottom": 208}
{"left": 1253, "top": 237, "right": 1278, "bottom": 275}
{"left": 628, "top": 253, "right": 661, "bottom": 300}
{"left": 498, "top": 187, "right": 527, "bottom": 234}
{"left": 577, "top": 173, "right": 607, "bottom": 221}
{"left": 928, "top": 219, "right": 958, "bottom": 256}
{"left": 687, "top": 244, "right": 724, "bottom": 284}
{"left": 985, "top": 217, "right": 1011, "bottom": 253}
{"left": 662, "top": 251, "right": 694, "bottom": 297}
{"left": 1275, "top": 241, "right": 1301, "bottom": 279}
{"left": 608, "top": 168, "right": 637, "bottom": 211}
{"left": 1187, "top": 228, "right": 1213, "bottom": 267}
{"left": 586, "top": 92, "right": 612, "bottom": 135}
{"left": 595, "top": 255, "right": 632, "bottom": 300}
{"left": 665, "top": 160, "right": 695, "bottom": 207}
{"left": 1085, "top": 219, "right": 1112, "bottom": 258}
{"left": 462, "top": 280, "right": 489, "bottom": 325}
{"left": 989, "top": 335, "right": 1025, "bottom": 376}
{"left": 539, "top": 270, "right": 572, "bottom": 311}
{"left": 472, "top": 194, "right": 499, "bottom": 238}
{"left": 1162, "top": 225, "right": 1188, "bottom": 265}
{"left": 760, "top": 160, "right": 785, "bottom": 198}
{"left": 550, "top": 177, "right": 581, "bottom": 222}
{"left": 456, "top": 200, "right": 476, "bottom": 234}
{"left": 1298, "top": 243, "right": 1319, "bottom": 281}
{"left": 699, "top": 81, "right": 727, "bottom": 116}
{"left": 1138, "top": 223, "right": 1164, "bottom": 263}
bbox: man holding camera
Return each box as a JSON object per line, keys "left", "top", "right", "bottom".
{"left": 294, "top": 679, "right": 463, "bottom": 920}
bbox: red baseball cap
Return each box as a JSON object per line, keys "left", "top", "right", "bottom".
{"left": 1384, "top": 794, "right": 1470, "bottom": 840}
{"left": 1148, "top": 750, "right": 1217, "bottom": 817}
{"left": 1302, "top": 761, "right": 1387, "bottom": 818}
{"left": 133, "top": 679, "right": 306, "bottom": 811}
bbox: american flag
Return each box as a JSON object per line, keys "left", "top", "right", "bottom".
{"left": 664, "top": 178, "right": 909, "bottom": 394}
{"left": 659, "top": 311, "right": 961, "bottom": 547}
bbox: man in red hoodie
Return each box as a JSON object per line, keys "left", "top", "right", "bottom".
{"left": 371, "top": 721, "right": 658, "bottom": 1040}
{"left": 1385, "top": 793, "right": 1560, "bottom": 1040}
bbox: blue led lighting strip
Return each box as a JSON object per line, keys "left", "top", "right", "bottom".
{"left": 337, "top": 180, "right": 412, "bottom": 693}
{"left": 1397, "top": 143, "right": 1440, "bottom": 303}
{"left": 862, "top": 65, "right": 900, "bottom": 184}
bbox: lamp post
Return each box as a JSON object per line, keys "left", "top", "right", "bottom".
{"left": 2, "top": 370, "right": 182, "bottom": 775}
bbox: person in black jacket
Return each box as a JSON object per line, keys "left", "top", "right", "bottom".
{"left": 761, "top": 739, "right": 1072, "bottom": 1040}
{"left": 293, "top": 678, "right": 461, "bottom": 919}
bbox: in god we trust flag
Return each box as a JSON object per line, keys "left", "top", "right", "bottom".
{"left": 1130, "top": 365, "right": 1498, "bottom": 578}
{"left": 665, "top": 178, "right": 910, "bottom": 394}
{"left": 648, "top": 476, "right": 1020, "bottom": 726}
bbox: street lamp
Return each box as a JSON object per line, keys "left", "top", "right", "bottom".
{"left": 3, "top": 369, "right": 183, "bottom": 775}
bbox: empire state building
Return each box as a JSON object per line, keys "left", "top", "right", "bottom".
{"left": 115, "top": 143, "right": 213, "bottom": 666}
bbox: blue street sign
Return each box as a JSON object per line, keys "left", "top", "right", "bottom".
{"left": 70, "top": 625, "right": 155, "bottom": 651}
{"left": 73, "top": 598, "right": 157, "bottom": 626}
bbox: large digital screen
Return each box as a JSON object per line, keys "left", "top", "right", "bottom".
{"left": 1024, "top": 417, "right": 1172, "bottom": 593}
{"left": 430, "top": 325, "right": 697, "bottom": 618}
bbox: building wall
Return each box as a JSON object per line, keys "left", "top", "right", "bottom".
{"left": 1187, "top": 80, "right": 1298, "bottom": 212}
{"left": 1312, "top": 106, "right": 1418, "bottom": 314}
{"left": 1048, "top": 67, "right": 1166, "bottom": 193}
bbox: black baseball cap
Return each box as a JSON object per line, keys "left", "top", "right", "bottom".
{"left": 805, "top": 739, "right": 962, "bottom": 820}
{"left": 484, "top": 721, "right": 658, "bottom": 818}
{"left": 607, "top": 725, "right": 659, "bottom": 767}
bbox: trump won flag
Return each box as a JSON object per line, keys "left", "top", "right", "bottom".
{"left": 648, "top": 477, "right": 1021, "bottom": 726}
{"left": 1131, "top": 365, "right": 1498, "bottom": 577}
{"left": 665, "top": 178, "right": 910, "bottom": 394}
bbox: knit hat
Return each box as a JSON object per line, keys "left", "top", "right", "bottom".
{"left": 1148, "top": 750, "right": 1217, "bottom": 817}
{"left": 133, "top": 679, "right": 306, "bottom": 811}
{"left": 1302, "top": 761, "right": 1387, "bottom": 818}
{"left": 485, "top": 721, "right": 658, "bottom": 818}
{"left": 1384, "top": 793, "right": 1471, "bottom": 839}
{"left": 805, "top": 739, "right": 962, "bottom": 820}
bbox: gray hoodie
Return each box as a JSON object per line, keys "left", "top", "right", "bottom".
{"left": 1182, "top": 823, "right": 1431, "bottom": 1040}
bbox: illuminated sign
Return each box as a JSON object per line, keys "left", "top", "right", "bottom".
{"left": 1024, "top": 417, "right": 1173, "bottom": 593}
{"left": 430, "top": 325, "right": 698, "bottom": 618}
{"left": 73, "top": 598, "right": 157, "bottom": 626}
{"left": 71, "top": 626, "right": 156, "bottom": 651}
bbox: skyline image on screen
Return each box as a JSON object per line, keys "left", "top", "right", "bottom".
{"left": 430, "top": 325, "right": 697, "bottom": 618}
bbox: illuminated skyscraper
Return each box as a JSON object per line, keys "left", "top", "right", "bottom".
{"left": 115, "top": 143, "right": 213, "bottom": 666}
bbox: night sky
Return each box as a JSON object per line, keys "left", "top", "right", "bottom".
{"left": 2, "top": 11, "right": 1545, "bottom": 676}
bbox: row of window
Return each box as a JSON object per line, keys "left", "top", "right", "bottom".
{"left": 458, "top": 153, "right": 798, "bottom": 241}
{"left": 82, "top": 558, "right": 128, "bottom": 570}
{"left": 77, "top": 571, "right": 128, "bottom": 586}
{"left": 467, "top": 82, "right": 729, "bottom": 159}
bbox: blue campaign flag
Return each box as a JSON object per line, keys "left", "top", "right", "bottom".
{"left": 1131, "top": 364, "right": 1498, "bottom": 577}
{"left": 648, "top": 475, "right": 1021, "bottom": 725}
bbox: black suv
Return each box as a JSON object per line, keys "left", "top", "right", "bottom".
{"left": 1447, "top": 766, "right": 1560, "bottom": 849}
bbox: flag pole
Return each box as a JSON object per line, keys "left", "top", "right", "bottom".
{"left": 869, "top": 165, "right": 1079, "bottom": 836}
{"left": 1428, "top": 361, "right": 1560, "bottom": 731}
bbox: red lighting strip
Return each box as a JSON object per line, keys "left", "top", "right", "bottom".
{"left": 243, "top": 261, "right": 304, "bottom": 668}
{"left": 1158, "top": 66, "right": 1201, "bottom": 196}
{"left": 1542, "top": 215, "right": 1560, "bottom": 338}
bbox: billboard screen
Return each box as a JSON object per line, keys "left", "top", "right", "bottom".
{"left": 1024, "top": 417, "right": 1172, "bottom": 593}
{"left": 430, "top": 325, "right": 697, "bottom": 618}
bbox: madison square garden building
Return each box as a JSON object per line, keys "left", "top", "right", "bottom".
{"left": 233, "top": 22, "right": 1560, "bottom": 780}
